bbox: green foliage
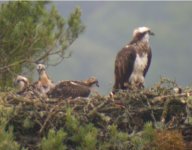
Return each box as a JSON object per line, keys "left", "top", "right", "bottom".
{"left": 40, "top": 129, "right": 67, "bottom": 150}
{"left": 0, "top": 126, "right": 21, "bottom": 150}
{"left": 130, "top": 122, "right": 155, "bottom": 150}
{"left": 0, "top": 105, "right": 13, "bottom": 126}
{"left": 65, "top": 108, "right": 80, "bottom": 133}
{"left": 142, "top": 122, "right": 155, "bottom": 142}
{"left": 0, "top": 1, "right": 85, "bottom": 87}
{"left": 23, "top": 117, "right": 34, "bottom": 129}
{"left": 68, "top": 6, "right": 85, "bottom": 39}
{"left": 100, "top": 124, "right": 130, "bottom": 150}
{"left": 0, "top": 105, "right": 23, "bottom": 150}
{"left": 65, "top": 109, "right": 98, "bottom": 150}
{"left": 152, "top": 77, "right": 179, "bottom": 95}
{"left": 131, "top": 122, "right": 183, "bottom": 150}
{"left": 76, "top": 124, "right": 98, "bottom": 150}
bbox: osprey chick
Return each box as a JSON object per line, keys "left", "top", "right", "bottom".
{"left": 14, "top": 75, "right": 29, "bottom": 92}
{"left": 14, "top": 75, "right": 41, "bottom": 98}
{"left": 48, "top": 76, "right": 99, "bottom": 99}
{"left": 113, "top": 26, "right": 154, "bottom": 92}
{"left": 36, "top": 64, "right": 55, "bottom": 94}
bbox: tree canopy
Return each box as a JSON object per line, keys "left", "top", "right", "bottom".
{"left": 0, "top": 1, "right": 85, "bottom": 88}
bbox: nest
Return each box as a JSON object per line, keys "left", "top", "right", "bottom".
{"left": 1, "top": 78, "right": 192, "bottom": 149}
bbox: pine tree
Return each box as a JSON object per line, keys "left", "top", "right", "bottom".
{"left": 0, "top": 1, "right": 85, "bottom": 88}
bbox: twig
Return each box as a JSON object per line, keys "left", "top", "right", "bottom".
{"left": 147, "top": 99, "right": 157, "bottom": 127}
{"left": 152, "top": 92, "right": 191, "bottom": 104}
{"left": 39, "top": 104, "right": 60, "bottom": 134}
{"left": 87, "top": 100, "right": 110, "bottom": 117}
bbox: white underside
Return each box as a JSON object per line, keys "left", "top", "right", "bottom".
{"left": 37, "top": 81, "right": 55, "bottom": 94}
{"left": 70, "top": 81, "right": 78, "bottom": 85}
{"left": 129, "top": 53, "right": 148, "bottom": 85}
{"left": 19, "top": 82, "right": 25, "bottom": 91}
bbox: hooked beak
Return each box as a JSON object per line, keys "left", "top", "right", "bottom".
{"left": 37, "top": 69, "right": 41, "bottom": 74}
{"left": 95, "top": 80, "right": 99, "bottom": 87}
{"left": 149, "top": 31, "right": 155, "bottom": 36}
{"left": 37, "top": 68, "right": 44, "bottom": 74}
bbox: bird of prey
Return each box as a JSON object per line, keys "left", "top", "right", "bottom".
{"left": 13, "top": 75, "right": 42, "bottom": 98}
{"left": 36, "top": 64, "right": 55, "bottom": 94}
{"left": 113, "top": 26, "right": 154, "bottom": 92}
{"left": 47, "top": 76, "right": 99, "bottom": 99}
{"left": 14, "top": 75, "right": 29, "bottom": 93}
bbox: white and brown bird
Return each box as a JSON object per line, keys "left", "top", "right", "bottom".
{"left": 36, "top": 64, "right": 55, "bottom": 94}
{"left": 113, "top": 26, "right": 154, "bottom": 93}
{"left": 13, "top": 75, "right": 41, "bottom": 98}
{"left": 47, "top": 76, "right": 99, "bottom": 99}
{"left": 14, "top": 75, "right": 29, "bottom": 93}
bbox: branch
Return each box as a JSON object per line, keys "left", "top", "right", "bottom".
{"left": 0, "top": 59, "right": 26, "bottom": 71}
{"left": 151, "top": 92, "right": 191, "bottom": 104}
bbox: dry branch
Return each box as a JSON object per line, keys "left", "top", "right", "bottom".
{"left": 1, "top": 78, "right": 192, "bottom": 149}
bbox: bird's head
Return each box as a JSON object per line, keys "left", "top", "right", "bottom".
{"left": 36, "top": 64, "right": 46, "bottom": 74}
{"left": 14, "top": 75, "right": 29, "bottom": 91}
{"left": 132, "top": 26, "right": 154, "bottom": 43}
{"left": 86, "top": 76, "right": 99, "bottom": 87}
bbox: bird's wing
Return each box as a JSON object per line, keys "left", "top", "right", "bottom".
{"left": 70, "top": 80, "right": 87, "bottom": 86}
{"left": 48, "top": 81, "right": 90, "bottom": 99}
{"left": 114, "top": 46, "right": 136, "bottom": 89}
{"left": 143, "top": 47, "right": 152, "bottom": 77}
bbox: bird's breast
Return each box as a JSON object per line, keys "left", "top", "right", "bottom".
{"left": 129, "top": 53, "right": 148, "bottom": 84}
{"left": 134, "top": 53, "right": 148, "bottom": 71}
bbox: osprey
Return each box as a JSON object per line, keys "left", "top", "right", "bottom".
{"left": 47, "top": 76, "right": 99, "bottom": 99}
{"left": 36, "top": 64, "right": 55, "bottom": 94}
{"left": 113, "top": 26, "right": 154, "bottom": 92}
{"left": 14, "top": 75, "right": 29, "bottom": 92}
{"left": 13, "top": 75, "right": 42, "bottom": 98}
{"left": 13, "top": 64, "right": 55, "bottom": 98}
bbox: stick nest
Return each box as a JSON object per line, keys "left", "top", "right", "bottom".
{"left": 1, "top": 78, "right": 192, "bottom": 149}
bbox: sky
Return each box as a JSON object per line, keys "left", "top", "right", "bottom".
{"left": 44, "top": 1, "right": 192, "bottom": 95}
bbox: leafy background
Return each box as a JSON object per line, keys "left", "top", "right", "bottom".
{"left": 38, "top": 1, "right": 192, "bottom": 95}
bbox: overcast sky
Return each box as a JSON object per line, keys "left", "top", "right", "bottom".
{"left": 43, "top": 1, "right": 192, "bottom": 95}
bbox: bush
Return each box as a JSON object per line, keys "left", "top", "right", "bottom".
{"left": 40, "top": 129, "right": 67, "bottom": 150}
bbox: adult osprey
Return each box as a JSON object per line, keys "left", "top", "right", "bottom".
{"left": 113, "top": 26, "right": 154, "bottom": 92}
{"left": 47, "top": 76, "right": 99, "bottom": 99}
